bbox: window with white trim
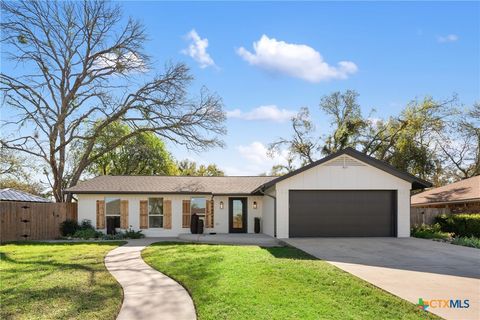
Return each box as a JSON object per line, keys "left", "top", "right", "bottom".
{"left": 148, "top": 198, "right": 164, "bottom": 228}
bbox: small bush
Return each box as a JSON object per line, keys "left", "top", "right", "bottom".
{"left": 73, "top": 228, "right": 103, "bottom": 240}
{"left": 68, "top": 219, "right": 104, "bottom": 239}
{"left": 79, "top": 219, "right": 95, "bottom": 230}
{"left": 102, "top": 232, "right": 126, "bottom": 240}
{"left": 434, "top": 214, "right": 480, "bottom": 237}
{"left": 60, "top": 219, "right": 79, "bottom": 236}
{"left": 124, "top": 227, "right": 145, "bottom": 239}
{"left": 451, "top": 236, "right": 480, "bottom": 249}
{"left": 411, "top": 223, "right": 451, "bottom": 240}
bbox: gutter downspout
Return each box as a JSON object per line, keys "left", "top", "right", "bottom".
{"left": 259, "top": 188, "right": 277, "bottom": 238}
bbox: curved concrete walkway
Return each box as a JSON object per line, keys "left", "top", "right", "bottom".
{"left": 105, "top": 239, "right": 196, "bottom": 320}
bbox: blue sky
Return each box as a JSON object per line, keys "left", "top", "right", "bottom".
{"left": 2, "top": 1, "right": 480, "bottom": 176}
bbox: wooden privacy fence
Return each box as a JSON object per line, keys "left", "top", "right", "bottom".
{"left": 0, "top": 201, "right": 77, "bottom": 243}
{"left": 410, "top": 207, "right": 450, "bottom": 227}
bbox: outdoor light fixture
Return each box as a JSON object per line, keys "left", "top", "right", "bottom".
{"left": 253, "top": 201, "right": 257, "bottom": 209}
{"left": 219, "top": 201, "right": 224, "bottom": 209}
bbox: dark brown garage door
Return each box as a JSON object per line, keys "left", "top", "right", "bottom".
{"left": 289, "top": 190, "right": 397, "bottom": 237}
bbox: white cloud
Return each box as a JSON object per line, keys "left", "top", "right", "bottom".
{"left": 95, "top": 51, "right": 147, "bottom": 72}
{"left": 182, "top": 29, "right": 216, "bottom": 68}
{"left": 234, "top": 141, "right": 291, "bottom": 175}
{"left": 237, "top": 141, "right": 272, "bottom": 165}
{"left": 227, "top": 105, "right": 295, "bottom": 122}
{"left": 437, "top": 34, "right": 459, "bottom": 43}
{"left": 236, "top": 35, "right": 357, "bottom": 82}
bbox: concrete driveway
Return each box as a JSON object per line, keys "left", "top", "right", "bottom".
{"left": 283, "top": 238, "right": 480, "bottom": 320}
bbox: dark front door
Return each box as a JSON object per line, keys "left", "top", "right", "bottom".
{"left": 289, "top": 190, "right": 397, "bottom": 237}
{"left": 229, "top": 197, "right": 247, "bottom": 233}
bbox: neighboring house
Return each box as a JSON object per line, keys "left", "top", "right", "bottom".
{"left": 411, "top": 175, "right": 480, "bottom": 214}
{"left": 66, "top": 148, "right": 430, "bottom": 238}
{"left": 0, "top": 188, "right": 51, "bottom": 203}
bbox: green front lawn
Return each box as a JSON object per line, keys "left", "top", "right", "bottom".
{"left": 143, "top": 243, "right": 439, "bottom": 320}
{"left": 0, "top": 242, "right": 124, "bottom": 320}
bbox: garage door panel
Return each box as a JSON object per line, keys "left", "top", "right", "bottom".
{"left": 289, "top": 190, "right": 396, "bottom": 237}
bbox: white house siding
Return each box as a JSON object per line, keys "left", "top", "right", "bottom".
{"left": 261, "top": 187, "right": 276, "bottom": 237}
{"left": 274, "top": 155, "right": 412, "bottom": 238}
{"left": 76, "top": 194, "right": 265, "bottom": 237}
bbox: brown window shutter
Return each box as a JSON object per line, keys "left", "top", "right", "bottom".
{"left": 96, "top": 200, "right": 105, "bottom": 229}
{"left": 164, "top": 200, "right": 172, "bottom": 229}
{"left": 206, "top": 200, "right": 214, "bottom": 228}
{"left": 140, "top": 200, "right": 148, "bottom": 229}
{"left": 182, "top": 200, "right": 191, "bottom": 228}
{"left": 120, "top": 200, "right": 129, "bottom": 229}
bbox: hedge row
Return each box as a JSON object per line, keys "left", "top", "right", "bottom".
{"left": 434, "top": 213, "right": 480, "bottom": 237}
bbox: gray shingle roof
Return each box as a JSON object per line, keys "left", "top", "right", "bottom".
{"left": 65, "top": 175, "right": 277, "bottom": 195}
{"left": 0, "top": 188, "right": 51, "bottom": 202}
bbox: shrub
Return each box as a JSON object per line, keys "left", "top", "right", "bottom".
{"left": 411, "top": 223, "right": 451, "bottom": 240}
{"left": 124, "top": 227, "right": 145, "bottom": 239}
{"left": 435, "top": 214, "right": 480, "bottom": 237}
{"left": 79, "top": 219, "right": 95, "bottom": 230}
{"left": 451, "top": 236, "right": 480, "bottom": 249}
{"left": 60, "top": 219, "right": 79, "bottom": 236}
{"left": 102, "top": 232, "right": 126, "bottom": 240}
{"left": 73, "top": 228, "right": 103, "bottom": 240}
{"left": 69, "top": 219, "right": 104, "bottom": 239}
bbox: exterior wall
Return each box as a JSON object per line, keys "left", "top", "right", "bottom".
{"left": 76, "top": 193, "right": 266, "bottom": 237}
{"left": 262, "top": 187, "right": 276, "bottom": 237}
{"left": 275, "top": 155, "right": 412, "bottom": 238}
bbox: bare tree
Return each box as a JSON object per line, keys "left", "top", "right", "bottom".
{"left": 268, "top": 107, "right": 320, "bottom": 166}
{"left": 437, "top": 103, "right": 480, "bottom": 179}
{"left": 1, "top": 1, "right": 226, "bottom": 202}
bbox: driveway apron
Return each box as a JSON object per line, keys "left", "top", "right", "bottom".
{"left": 284, "top": 237, "right": 480, "bottom": 320}
{"left": 105, "top": 239, "right": 196, "bottom": 320}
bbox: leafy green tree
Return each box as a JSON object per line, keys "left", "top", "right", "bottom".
{"left": 0, "top": 148, "right": 25, "bottom": 179}
{"left": 177, "top": 159, "right": 224, "bottom": 176}
{"left": 321, "top": 90, "right": 368, "bottom": 155}
{"left": 436, "top": 102, "right": 480, "bottom": 179}
{"left": 82, "top": 122, "right": 178, "bottom": 176}
{"left": 0, "top": 178, "right": 47, "bottom": 197}
{"left": 363, "top": 97, "right": 448, "bottom": 180}
{"left": 0, "top": 148, "right": 47, "bottom": 196}
{"left": 267, "top": 90, "right": 476, "bottom": 185}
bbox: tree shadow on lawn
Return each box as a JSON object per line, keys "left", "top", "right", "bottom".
{"left": 0, "top": 241, "right": 125, "bottom": 246}
{"left": 1, "top": 249, "right": 106, "bottom": 286}
{"left": 1, "top": 281, "right": 121, "bottom": 320}
{"left": 0, "top": 242, "right": 124, "bottom": 291}
{"left": 0, "top": 245, "right": 122, "bottom": 320}
{"left": 261, "top": 246, "right": 318, "bottom": 260}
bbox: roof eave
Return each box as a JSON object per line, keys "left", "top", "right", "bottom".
{"left": 411, "top": 197, "right": 480, "bottom": 206}
{"left": 66, "top": 190, "right": 259, "bottom": 196}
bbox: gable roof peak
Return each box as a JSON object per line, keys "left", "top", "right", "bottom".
{"left": 254, "top": 147, "right": 432, "bottom": 192}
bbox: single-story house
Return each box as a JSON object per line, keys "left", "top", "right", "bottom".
{"left": 411, "top": 175, "right": 480, "bottom": 214}
{"left": 0, "top": 188, "right": 51, "bottom": 203}
{"left": 66, "top": 147, "right": 431, "bottom": 238}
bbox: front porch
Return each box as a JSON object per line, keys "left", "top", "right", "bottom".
{"left": 177, "top": 233, "right": 281, "bottom": 247}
